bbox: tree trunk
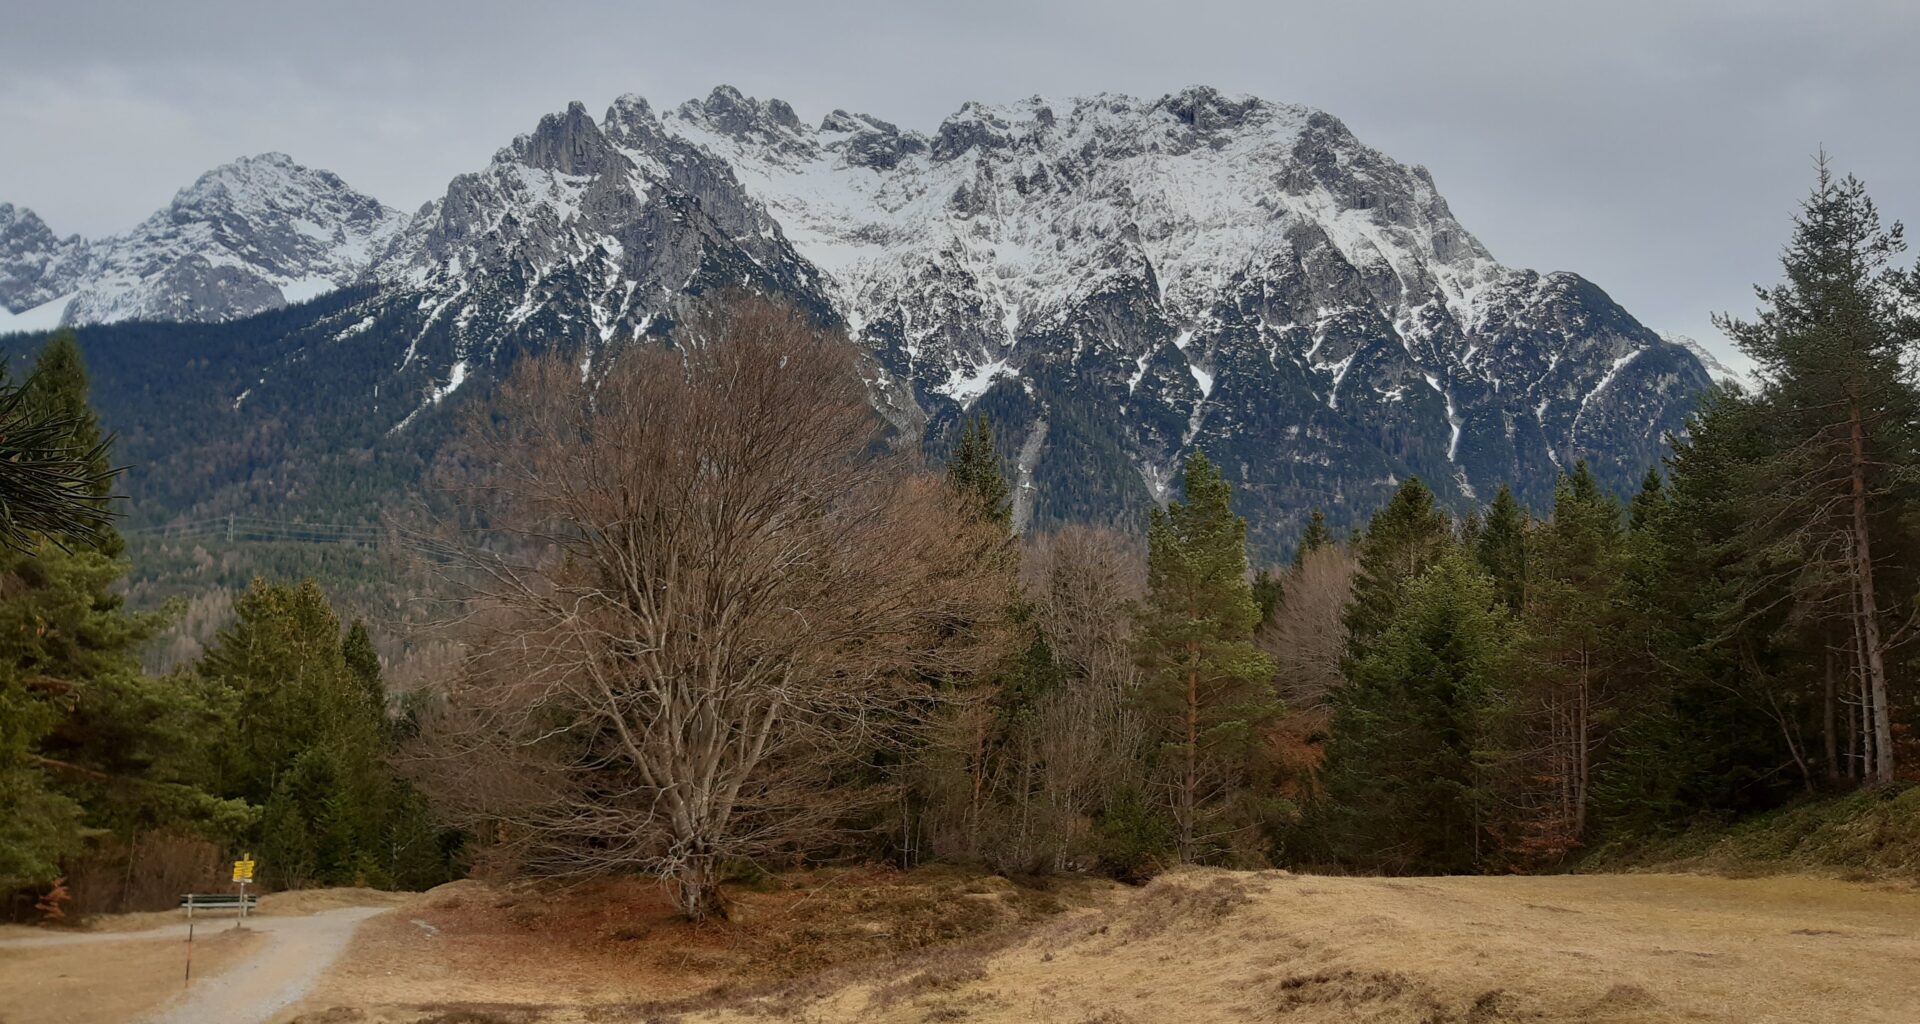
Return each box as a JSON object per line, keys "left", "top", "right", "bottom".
{"left": 970, "top": 710, "right": 987, "bottom": 857}
{"left": 1574, "top": 648, "right": 1590, "bottom": 839}
{"left": 1848, "top": 405, "right": 1896, "bottom": 785}
{"left": 1823, "top": 648, "right": 1840, "bottom": 785}
{"left": 676, "top": 850, "right": 728, "bottom": 922}
{"left": 1181, "top": 650, "right": 1198, "bottom": 864}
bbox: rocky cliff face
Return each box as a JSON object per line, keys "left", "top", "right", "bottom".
{"left": 351, "top": 86, "right": 1707, "bottom": 545}
{"left": 1, "top": 153, "right": 404, "bottom": 327}
{"left": 0, "top": 203, "right": 87, "bottom": 313}
{"left": 17, "top": 87, "right": 1711, "bottom": 552}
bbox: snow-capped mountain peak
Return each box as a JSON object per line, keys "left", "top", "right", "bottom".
{"left": 330, "top": 86, "right": 1707, "bottom": 547}
{"left": 5, "top": 87, "right": 1711, "bottom": 556}
{"left": 0, "top": 203, "right": 86, "bottom": 316}
{"left": 1, "top": 153, "right": 404, "bottom": 329}
{"left": 1663, "top": 333, "right": 1749, "bottom": 389}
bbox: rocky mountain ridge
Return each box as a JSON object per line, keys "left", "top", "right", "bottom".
{"left": 7, "top": 86, "right": 1713, "bottom": 552}
{"left": 1, "top": 153, "right": 404, "bottom": 328}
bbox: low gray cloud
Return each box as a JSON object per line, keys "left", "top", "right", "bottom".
{"left": 4, "top": 0, "right": 1916, "bottom": 367}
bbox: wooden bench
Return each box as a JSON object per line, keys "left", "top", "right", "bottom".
{"left": 179, "top": 893, "right": 258, "bottom": 914}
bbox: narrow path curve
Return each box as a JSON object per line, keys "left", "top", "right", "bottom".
{"left": 146, "top": 907, "right": 389, "bottom": 1024}
{"left": 0, "top": 905, "right": 391, "bottom": 1024}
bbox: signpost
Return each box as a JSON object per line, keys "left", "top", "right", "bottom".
{"left": 232, "top": 853, "right": 256, "bottom": 928}
{"left": 185, "top": 854, "right": 260, "bottom": 987}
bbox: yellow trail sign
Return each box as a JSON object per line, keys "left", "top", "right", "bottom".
{"left": 232, "top": 857, "right": 255, "bottom": 883}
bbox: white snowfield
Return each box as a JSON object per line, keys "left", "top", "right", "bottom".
{"left": 659, "top": 89, "right": 1503, "bottom": 351}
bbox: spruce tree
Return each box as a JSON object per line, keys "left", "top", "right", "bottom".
{"left": 1476, "top": 485, "right": 1528, "bottom": 612}
{"left": 1344, "top": 477, "right": 1453, "bottom": 662}
{"left": 1589, "top": 391, "right": 1813, "bottom": 832}
{"left": 947, "top": 416, "right": 1012, "bottom": 533}
{"left": 22, "top": 337, "right": 112, "bottom": 491}
{"left": 1715, "top": 159, "right": 1920, "bottom": 786}
{"left": 342, "top": 620, "right": 385, "bottom": 722}
{"left": 1496, "top": 463, "right": 1623, "bottom": 857}
{"left": 199, "top": 580, "right": 392, "bottom": 886}
{"left": 935, "top": 414, "right": 1023, "bottom": 857}
{"left": 1136, "top": 451, "right": 1278, "bottom": 863}
{"left": 1251, "top": 569, "right": 1284, "bottom": 627}
{"left": 1292, "top": 509, "right": 1334, "bottom": 570}
{"left": 1627, "top": 467, "right": 1666, "bottom": 533}
{"left": 1318, "top": 553, "right": 1509, "bottom": 873}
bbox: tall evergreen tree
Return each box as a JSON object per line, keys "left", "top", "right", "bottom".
{"left": 1318, "top": 554, "right": 1510, "bottom": 873}
{"left": 1495, "top": 463, "right": 1624, "bottom": 858}
{"left": 0, "top": 338, "right": 235, "bottom": 889}
{"left": 1591, "top": 391, "right": 1816, "bottom": 832}
{"left": 1627, "top": 467, "right": 1666, "bottom": 533}
{"left": 1136, "top": 451, "right": 1278, "bottom": 863}
{"left": 947, "top": 416, "right": 1013, "bottom": 533}
{"left": 932, "top": 414, "right": 1025, "bottom": 859}
{"left": 342, "top": 619, "right": 385, "bottom": 722}
{"left": 1344, "top": 477, "right": 1454, "bottom": 662}
{"left": 1292, "top": 509, "right": 1334, "bottom": 570}
{"left": 1476, "top": 485, "right": 1528, "bottom": 612}
{"left": 199, "top": 580, "right": 396, "bottom": 886}
{"left": 1251, "top": 569, "right": 1284, "bottom": 627}
{"left": 1715, "top": 159, "right": 1920, "bottom": 786}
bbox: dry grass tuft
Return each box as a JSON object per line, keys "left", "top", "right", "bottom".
{"left": 412, "top": 1006, "right": 546, "bottom": 1024}
{"left": 866, "top": 954, "right": 991, "bottom": 1009}
{"left": 1119, "top": 869, "right": 1253, "bottom": 937}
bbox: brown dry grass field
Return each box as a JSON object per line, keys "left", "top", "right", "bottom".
{"left": 0, "top": 927, "right": 261, "bottom": 1024}
{"left": 282, "top": 867, "right": 1920, "bottom": 1024}
{"left": 6, "top": 867, "right": 1918, "bottom": 1024}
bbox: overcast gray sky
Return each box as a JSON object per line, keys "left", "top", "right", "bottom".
{"left": 4, "top": 0, "right": 1917, "bottom": 368}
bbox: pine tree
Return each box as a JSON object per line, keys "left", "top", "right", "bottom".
{"left": 1495, "top": 463, "right": 1623, "bottom": 859}
{"left": 0, "top": 338, "right": 233, "bottom": 888}
{"left": 1715, "top": 159, "right": 1920, "bottom": 786}
{"left": 1318, "top": 553, "right": 1509, "bottom": 873}
{"left": 342, "top": 620, "right": 385, "bottom": 722}
{"left": 1292, "top": 510, "right": 1333, "bottom": 570}
{"left": 1344, "top": 477, "right": 1454, "bottom": 662}
{"left": 0, "top": 336, "right": 118, "bottom": 550}
{"left": 947, "top": 416, "right": 1013, "bottom": 533}
{"left": 1136, "top": 451, "right": 1278, "bottom": 863}
{"left": 1476, "top": 485, "right": 1527, "bottom": 612}
{"left": 199, "top": 579, "right": 394, "bottom": 886}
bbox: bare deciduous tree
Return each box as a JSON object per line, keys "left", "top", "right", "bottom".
{"left": 1258, "top": 544, "right": 1356, "bottom": 713}
{"left": 408, "top": 299, "right": 1012, "bottom": 920}
{"left": 1021, "top": 526, "right": 1148, "bottom": 870}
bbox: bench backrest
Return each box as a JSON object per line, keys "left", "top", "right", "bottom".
{"left": 179, "top": 893, "right": 260, "bottom": 908}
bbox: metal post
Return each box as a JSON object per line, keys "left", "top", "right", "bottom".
{"left": 184, "top": 896, "right": 195, "bottom": 989}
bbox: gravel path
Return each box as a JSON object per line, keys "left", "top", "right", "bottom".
{"left": 0, "top": 905, "right": 391, "bottom": 1024}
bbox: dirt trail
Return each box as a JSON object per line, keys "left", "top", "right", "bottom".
{"left": 0, "top": 905, "right": 391, "bottom": 1024}
{"left": 684, "top": 870, "right": 1920, "bottom": 1024}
